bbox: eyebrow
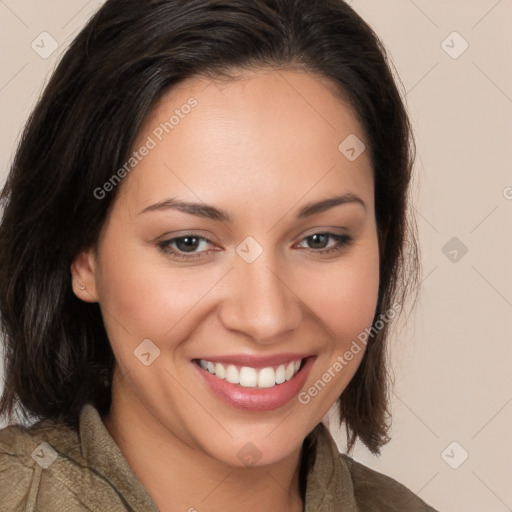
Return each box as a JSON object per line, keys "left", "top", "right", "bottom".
{"left": 139, "top": 193, "right": 366, "bottom": 222}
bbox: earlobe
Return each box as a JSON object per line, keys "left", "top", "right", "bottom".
{"left": 70, "top": 249, "right": 99, "bottom": 303}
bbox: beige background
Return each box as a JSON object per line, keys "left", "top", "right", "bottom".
{"left": 1, "top": 1, "right": 511, "bottom": 511}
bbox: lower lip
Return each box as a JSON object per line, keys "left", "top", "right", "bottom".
{"left": 193, "top": 357, "right": 315, "bottom": 412}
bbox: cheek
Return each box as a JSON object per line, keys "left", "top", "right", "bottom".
{"left": 303, "top": 242, "right": 380, "bottom": 344}
{"left": 297, "top": 240, "right": 380, "bottom": 410}
{"left": 96, "top": 219, "right": 380, "bottom": 361}
{"left": 95, "top": 234, "right": 223, "bottom": 351}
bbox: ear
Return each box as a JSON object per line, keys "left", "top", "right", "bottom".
{"left": 70, "top": 248, "right": 99, "bottom": 303}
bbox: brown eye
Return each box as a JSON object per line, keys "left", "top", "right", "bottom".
{"left": 298, "top": 232, "right": 353, "bottom": 253}
{"left": 158, "top": 235, "right": 215, "bottom": 260}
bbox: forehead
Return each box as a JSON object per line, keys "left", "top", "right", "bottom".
{"left": 118, "top": 68, "right": 373, "bottom": 217}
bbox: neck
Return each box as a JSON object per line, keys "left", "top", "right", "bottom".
{"left": 102, "top": 375, "right": 306, "bottom": 512}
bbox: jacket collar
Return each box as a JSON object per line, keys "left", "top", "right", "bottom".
{"left": 79, "top": 403, "right": 357, "bottom": 511}
{"left": 80, "top": 403, "right": 160, "bottom": 511}
{"left": 303, "top": 422, "right": 358, "bottom": 511}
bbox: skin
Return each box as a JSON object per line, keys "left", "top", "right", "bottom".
{"left": 71, "top": 68, "right": 380, "bottom": 512}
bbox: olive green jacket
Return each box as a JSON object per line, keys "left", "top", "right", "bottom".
{"left": 0, "top": 403, "right": 438, "bottom": 511}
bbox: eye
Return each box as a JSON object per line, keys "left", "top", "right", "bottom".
{"left": 296, "top": 232, "right": 353, "bottom": 255}
{"left": 158, "top": 235, "right": 216, "bottom": 260}
{"left": 157, "top": 231, "right": 353, "bottom": 262}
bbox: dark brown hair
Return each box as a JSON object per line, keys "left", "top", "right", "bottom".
{"left": 0, "top": 0, "right": 419, "bottom": 455}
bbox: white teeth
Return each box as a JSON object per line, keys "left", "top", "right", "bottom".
{"left": 215, "top": 362, "right": 226, "bottom": 379}
{"left": 275, "top": 365, "right": 286, "bottom": 384}
{"left": 198, "top": 358, "right": 303, "bottom": 388}
{"left": 257, "top": 367, "right": 276, "bottom": 388}
{"left": 285, "top": 362, "right": 295, "bottom": 381}
{"left": 239, "top": 367, "right": 258, "bottom": 387}
{"left": 226, "top": 364, "right": 240, "bottom": 384}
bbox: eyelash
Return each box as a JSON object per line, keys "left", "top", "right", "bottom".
{"left": 157, "top": 232, "right": 353, "bottom": 261}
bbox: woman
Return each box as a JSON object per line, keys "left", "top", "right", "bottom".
{"left": 0, "top": 0, "right": 438, "bottom": 510}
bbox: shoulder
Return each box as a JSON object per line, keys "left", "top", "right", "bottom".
{"left": 0, "top": 418, "right": 120, "bottom": 511}
{"left": 0, "top": 419, "right": 81, "bottom": 510}
{"left": 0, "top": 417, "right": 82, "bottom": 458}
{"left": 340, "top": 453, "right": 439, "bottom": 511}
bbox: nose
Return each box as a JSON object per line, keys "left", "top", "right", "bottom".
{"left": 218, "top": 253, "right": 303, "bottom": 344}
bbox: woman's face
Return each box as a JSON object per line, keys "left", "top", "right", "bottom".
{"left": 73, "top": 68, "right": 380, "bottom": 467}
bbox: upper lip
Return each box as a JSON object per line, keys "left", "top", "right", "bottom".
{"left": 194, "top": 352, "right": 314, "bottom": 369}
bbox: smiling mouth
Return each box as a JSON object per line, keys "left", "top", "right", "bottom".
{"left": 194, "top": 358, "right": 306, "bottom": 389}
